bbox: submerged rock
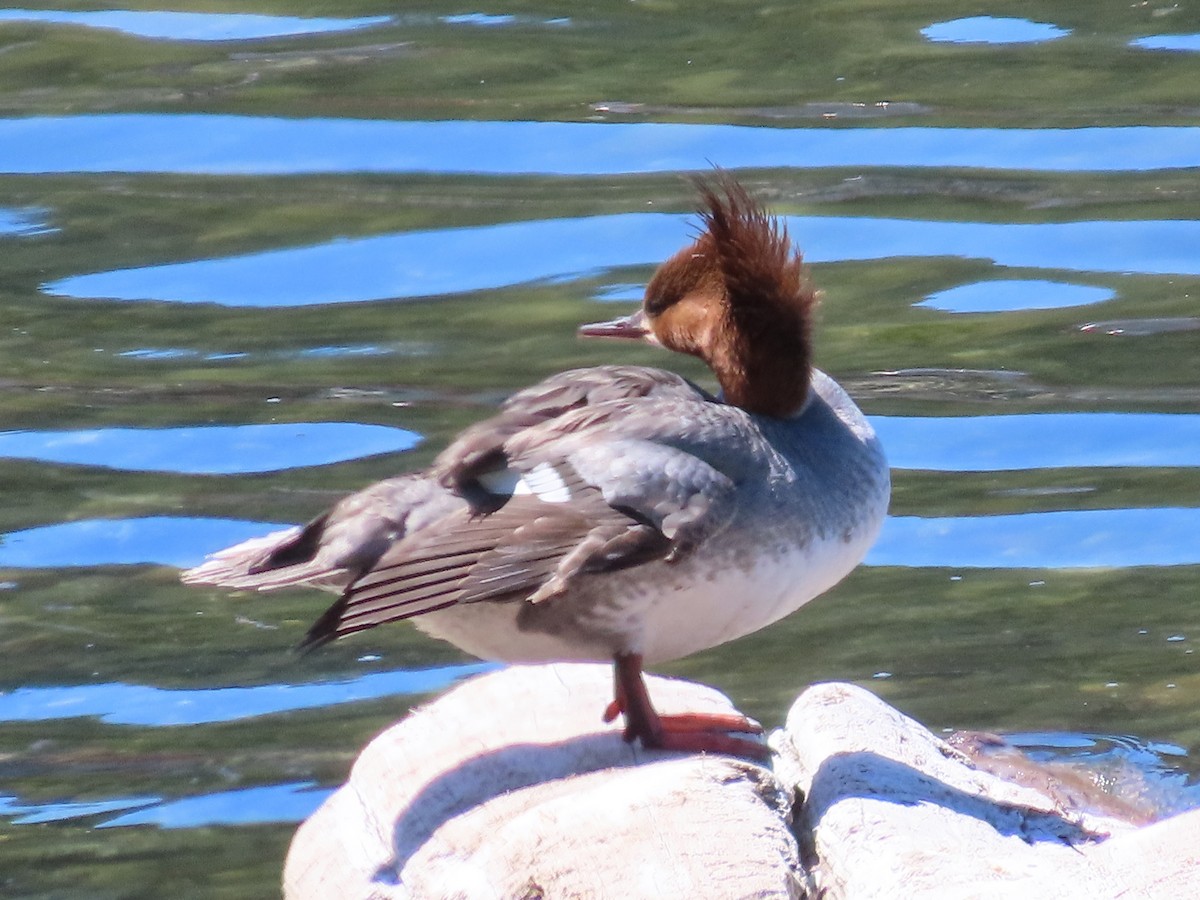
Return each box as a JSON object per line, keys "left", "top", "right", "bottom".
{"left": 285, "top": 666, "right": 1200, "bottom": 899}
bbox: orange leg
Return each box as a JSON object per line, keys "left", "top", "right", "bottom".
{"left": 604, "top": 652, "right": 768, "bottom": 759}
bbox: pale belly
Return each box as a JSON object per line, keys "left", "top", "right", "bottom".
{"left": 415, "top": 508, "right": 884, "bottom": 666}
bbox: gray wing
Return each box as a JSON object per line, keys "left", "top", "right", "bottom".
{"left": 305, "top": 387, "right": 749, "bottom": 648}
{"left": 181, "top": 476, "right": 464, "bottom": 592}
{"left": 435, "top": 365, "right": 712, "bottom": 493}
{"left": 301, "top": 484, "right": 671, "bottom": 647}
{"left": 184, "top": 366, "right": 704, "bottom": 590}
{"left": 184, "top": 365, "right": 746, "bottom": 650}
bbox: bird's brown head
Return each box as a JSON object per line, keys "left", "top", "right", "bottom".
{"left": 580, "top": 174, "right": 817, "bottom": 417}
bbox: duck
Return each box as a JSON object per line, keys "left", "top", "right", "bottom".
{"left": 182, "top": 174, "right": 890, "bottom": 755}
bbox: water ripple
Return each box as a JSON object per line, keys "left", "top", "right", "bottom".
{"left": 0, "top": 793, "right": 158, "bottom": 826}
{"left": 0, "top": 781, "right": 332, "bottom": 828}
{"left": 97, "top": 782, "right": 333, "bottom": 829}
{"left": 0, "top": 517, "right": 291, "bottom": 569}
{"left": 922, "top": 17, "right": 1070, "bottom": 45}
{"left": 869, "top": 508, "right": 1200, "bottom": 569}
{"left": 2, "top": 116, "right": 1199, "bottom": 175}
{"left": 1131, "top": 34, "right": 1200, "bottom": 52}
{"left": 873, "top": 413, "right": 1200, "bottom": 471}
{"left": 0, "top": 9, "right": 391, "bottom": 42}
{"left": 44, "top": 215, "right": 1200, "bottom": 307}
{"left": 0, "top": 206, "right": 54, "bottom": 237}
{"left": 0, "top": 663, "right": 491, "bottom": 726}
{"left": 917, "top": 280, "right": 1115, "bottom": 313}
{"left": 0, "top": 423, "right": 420, "bottom": 474}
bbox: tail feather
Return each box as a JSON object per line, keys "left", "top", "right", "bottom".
{"left": 183, "top": 516, "right": 356, "bottom": 592}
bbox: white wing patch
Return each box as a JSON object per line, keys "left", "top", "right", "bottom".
{"left": 520, "top": 462, "right": 573, "bottom": 503}
{"left": 475, "top": 463, "right": 573, "bottom": 504}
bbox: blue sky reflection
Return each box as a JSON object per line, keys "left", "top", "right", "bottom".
{"left": 0, "top": 517, "right": 290, "bottom": 569}
{"left": 441, "top": 13, "right": 515, "bottom": 26}
{"left": 868, "top": 508, "right": 1200, "bottom": 569}
{"left": 0, "top": 9, "right": 391, "bottom": 41}
{"left": 918, "top": 279, "right": 1114, "bottom": 313}
{"left": 3, "top": 116, "right": 1200, "bottom": 175}
{"left": 0, "top": 782, "right": 331, "bottom": 828}
{"left": 0, "top": 206, "right": 53, "bottom": 236}
{"left": 0, "top": 793, "right": 158, "bottom": 825}
{"left": 922, "top": 17, "right": 1069, "bottom": 45}
{"left": 97, "top": 782, "right": 333, "bottom": 828}
{"left": 0, "top": 422, "right": 420, "bottom": 474}
{"left": 1131, "top": 34, "right": 1200, "bottom": 52}
{"left": 47, "top": 214, "right": 677, "bottom": 306}
{"left": 45, "top": 215, "right": 1200, "bottom": 307}
{"left": 0, "top": 663, "right": 490, "bottom": 726}
{"left": 873, "top": 413, "right": 1200, "bottom": 471}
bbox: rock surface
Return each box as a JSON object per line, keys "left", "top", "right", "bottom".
{"left": 773, "top": 682, "right": 1200, "bottom": 898}
{"left": 285, "top": 666, "right": 1200, "bottom": 899}
{"left": 284, "top": 663, "right": 800, "bottom": 899}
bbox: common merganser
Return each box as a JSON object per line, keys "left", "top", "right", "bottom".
{"left": 183, "top": 175, "right": 890, "bottom": 754}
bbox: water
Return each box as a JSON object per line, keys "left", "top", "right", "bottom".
{"left": 921, "top": 17, "right": 1071, "bottom": 46}
{"left": 0, "top": 422, "right": 420, "bottom": 473}
{"left": 916, "top": 280, "right": 1116, "bottom": 313}
{"left": 2, "top": 2, "right": 1199, "bottom": 896}
{"left": 5, "top": 117, "right": 1200, "bottom": 175}
{"left": 0, "top": 9, "right": 392, "bottom": 41}
{"left": 41, "top": 215, "right": 1200, "bottom": 306}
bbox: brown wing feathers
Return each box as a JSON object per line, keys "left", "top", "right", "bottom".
{"left": 300, "top": 489, "right": 672, "bottom": 650}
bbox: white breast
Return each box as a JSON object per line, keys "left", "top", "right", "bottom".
{"left": 413, "top": 500, "right": 886, "bottom": 667}
{"left": 635, "top": 511, "right": 885, "bottom": 664}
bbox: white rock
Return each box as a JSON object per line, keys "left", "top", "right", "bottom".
{"left": 284, "top": 663, "right": 800, "bottom": 899}
{"left": 285, "top": 671, "right": 1200, "bottom": 900}
{"left": 773, "top": 681, "right": 1200, "bottom": 899}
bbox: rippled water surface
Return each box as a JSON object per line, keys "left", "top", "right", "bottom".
{"left": 2, "top": 1, "right": 1200, "bottom": 895}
